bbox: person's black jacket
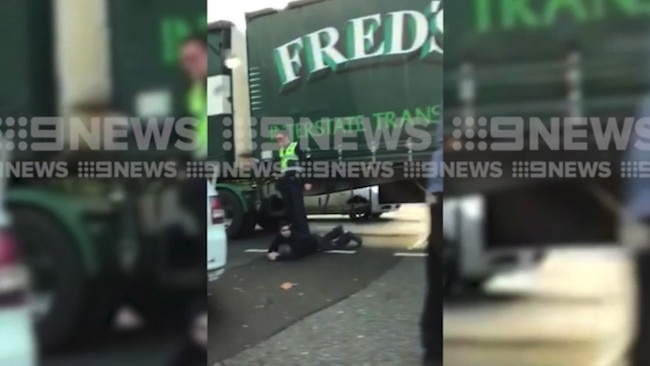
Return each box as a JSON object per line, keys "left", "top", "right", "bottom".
{"left": 267, "top": 231, "right": 321, "bottom": 260}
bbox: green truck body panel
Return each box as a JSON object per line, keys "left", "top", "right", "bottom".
{"left": 207, "top": 25, "right": 235, "bottom": 163}
{"left": 0, "top": 0, "right": 55, "bottom": 161}
{"left": 446, "top": 0, "right": 650, "bottom": 130}
{"left": 246, "top": 0, "right": 442, "bottom": 165}
{"left": 7, "top": 189, "right": 107, "bottom": 275}
{"left": 108, "top": 0, "right": 205, "bottom": 116}
{"left": 444, "top": 0, "right": 650, "bottom": 194}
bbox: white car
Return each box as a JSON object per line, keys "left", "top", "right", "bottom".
{"left": 207, "top": 181, "right": 227, "bottom": 283}
{"left": 304, "top": 186, "right": 400, "bottom": 220}
{"left": 0, "top": 143, "right": 36, "bottom": 365}
{"left": 0, "top": 215, "right": 36, "bottom": 362}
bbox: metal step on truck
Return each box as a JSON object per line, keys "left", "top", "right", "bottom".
{"left": 208, "top": 0, "right": 443, "bottom": 239}
{"left": 443, "top": 0, "right": 650, "bottom": 292}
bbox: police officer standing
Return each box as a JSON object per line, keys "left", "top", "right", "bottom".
{"left": 275, "top": 130, "right": 311, "bottom": 235}
{"left": 179, "top": 35, "right": 208, "bottom": 214}
{"left": 421, "top": 121, "right": 443, "bottom": 366}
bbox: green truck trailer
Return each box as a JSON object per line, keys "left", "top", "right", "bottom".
{"left": 208, "top": 0, "right": 443, "bottom": 238}
{"left": 442, "top": 0, "right": 650, "bottom": 291}
{"left": 1, "top": 0, "right": 205, "bottom": 352}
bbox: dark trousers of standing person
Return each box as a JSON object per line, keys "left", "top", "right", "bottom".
{"left": 631, "top": 250, "right": 650, "bottom": 365}
{"left": 277, "top": 173, "right": 310, "bottom": 235}
{"left": 151, "top": 175, "right": 206, "bottom": 280}
{"left": 168, "top": 298, "right": 207, "bottom": 366}
{"left": 421, "top": 194, "right": 443, "bottom": 366}
{"left": 181, "top": 176, "right": 207, "bottom": 229}
{"left": 163, "top": 176, "right": 206, "bottom": 268}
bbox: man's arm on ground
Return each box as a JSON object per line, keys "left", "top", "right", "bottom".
{"left": 268, "top": 236, "right": 281, "bottom": 253}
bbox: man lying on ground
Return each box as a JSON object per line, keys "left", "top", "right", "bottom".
{"left": 267, "top": 221, "right": 362, "bottom": 261}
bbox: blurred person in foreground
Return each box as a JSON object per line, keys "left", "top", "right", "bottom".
{"left": 162, "top": 35, "right": 209, "bottom": 366}
{"left": 161, "top": 34, "right": 208, "bottom": 255}
{"left": 179, "top": 32, "right": 208, "bottom": 213}
{"left": 266, "top": 221, "right": 362, "bottom": 261}
{"left": 168, "top": 299, "right": 208, "bottom": 366}
{"left": 622, "top": 33, "right": 650, "bottom": 366}
{"left": 624, "top": 94, "right": 650, "bottom": 365}
{"left": 421, "top": 121, "right": 443, "bottom": 366}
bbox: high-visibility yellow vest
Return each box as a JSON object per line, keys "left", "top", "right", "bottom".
{"left": 188, "top": 82, "right": 207, "bottom": 159}
{"left": 279, "top": 142, "right": 299, "bottom": 171}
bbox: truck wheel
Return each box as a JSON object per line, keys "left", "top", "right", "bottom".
{"left": 218, "top": 189, "right": 255, "bottom": 239}
{"left": 13, "top": 208, "right": 88, "bottom": 352}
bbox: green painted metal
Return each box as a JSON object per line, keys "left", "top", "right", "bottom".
{"left": 0, "top": 0, "right": 55, "bottom": 160}
{"left": 7, "top": 188, "right": 109, "bottom": 275}
{"left": 207, "top": 25, "right": 234, "bottom": 162}
{"left": 445, "top": 0, "right": 650, "bottom": 128}
{"left": 108, "top": 0, "right": 205, "bottom": 116}
{"left": 246, "top": 0, "right": 442, "bottom": 164}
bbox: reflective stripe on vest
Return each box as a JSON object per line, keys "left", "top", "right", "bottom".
{"left": 279, "top": 142, "right": 299, "bottom": 171}
{"left": 188, "top": 82, "right": 207, "bottom": 158}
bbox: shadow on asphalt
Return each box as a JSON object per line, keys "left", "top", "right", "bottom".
{"left": 42, "top": 327, "right": 179, "bottom": 366}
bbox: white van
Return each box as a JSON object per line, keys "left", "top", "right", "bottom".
{"left": 207, "top": 181, "right": 227, "bottom": 283}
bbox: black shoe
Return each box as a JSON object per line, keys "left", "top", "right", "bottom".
{"left": 331, "top": 225, "right": 345, "bottom": 238}
{"left": 336, "top": 231, "right": 363, "bottom": 249}
{"left": 345, "top": 232, "right": 363, "bottom": 248}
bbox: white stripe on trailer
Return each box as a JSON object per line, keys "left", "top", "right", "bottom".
{"left": 394, "top": 252, "right": 427, "bottom": 257}
{"left": 244, "top": 249, "right": 357, "bottom": 254}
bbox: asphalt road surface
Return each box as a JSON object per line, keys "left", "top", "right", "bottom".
{"left": 214, "top": 207, "right": 636, "bottom": 366}
{"left": 42, "top": 206, "right": 427, "bottom": 366}
{"left": 42, "top": 204, "right": 634, "bottom": 366}
{"left": 210, "top": 205, "right": 427, "bottom": 364}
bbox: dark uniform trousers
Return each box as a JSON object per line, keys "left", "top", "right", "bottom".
{"left": 276, "top": 172, "right": 310, "bottom": 235}
{"left": 632, "top": 250, "right": 650, "bottom": 365}
{"left": 421, "top": 195, "right": 443, "bottom": 365}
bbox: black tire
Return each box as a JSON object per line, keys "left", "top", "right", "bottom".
{"left": 370, "top": 213, "right": 382, "bottom": 219}
{"left": 13, "top": 208, "right": 89, "bottom": 352}
{"left": 347, "top": 196, "right": 371, "bottom": 221}
{"left": 218, "top": 189, "right": 255, "bottom": 239}
{"left": 349, "top": 211, "right": 372, "bottom": 221}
